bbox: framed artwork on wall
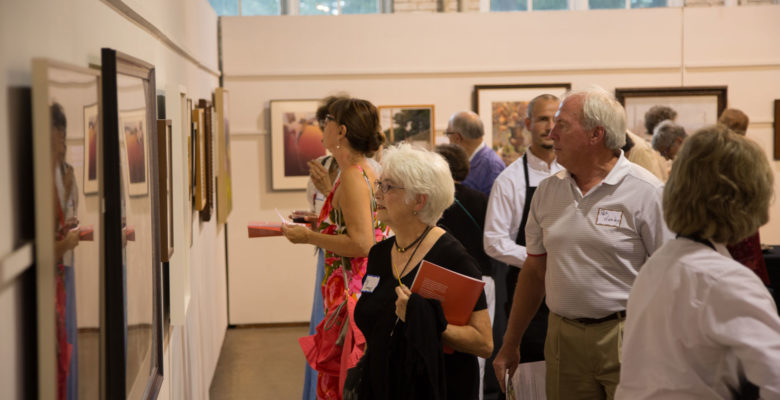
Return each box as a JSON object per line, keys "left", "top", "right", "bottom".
{"left": 157, "top": 119, "right": 174, "bottom": 262}
{"left": 472, "top": 83, "right": 571, "bottom": 164}
{"left": 32, "top": 58, "right": 103, "bottom": 400}
{"left": 614, "top": 86, "right": 728, "bottom": 138}
{"left": 198, "top": 99, "right": 214, "bottom": 221}
{"left": 83, "top": 103, "right": 99, "bottom": 194}
{"left": 774, "top": 100, "right": 780, "bottom": 160}
{"left": 269, "top": 99, "right": 327, "bottom": 190}
{"left": 101, "top": 47, "right": 163, "bottom": 400}
{"left": 193, "top": 106, "right": 207, "bottom": 212}
{"left": 119, "top": 108, "right": 149, "bottom": 197}
{"left": 214, "top": 88, "right": 233, "bottom": 226}
{"left": 186, "top": 98, "right": 194, "bottom": 209}
{"left": 378, "top": 105, "right": 435, "bottom": 149}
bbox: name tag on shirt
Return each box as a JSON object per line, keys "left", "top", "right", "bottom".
{"left": 596, "top": 209, "right": 623, "bottom": 228}
{"left": 362, "top": 275, "right": 380, "bottom": 293}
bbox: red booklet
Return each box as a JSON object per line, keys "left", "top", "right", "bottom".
{"left": 409, "top": 260, "right": 486, "bottom": 326}
{"left": 78, "top": 225, "right": 94, "bottom": 241}
{"left": 247, "top": 222, "right": 283, "bottom": 238}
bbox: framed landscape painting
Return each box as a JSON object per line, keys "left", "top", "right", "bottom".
{"left": 378, "top": 105, "right": 435, "bottom": 149}
{"left": 269, "top": 99, "right": 327, "bottom": 190}
{"left": 472, "top": 83, "right": 570, "bottom": 163}
{"left": 614, "top": 86, "right": 728, "bottom": 138}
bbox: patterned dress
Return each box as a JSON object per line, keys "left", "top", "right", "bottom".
{"left": 307, "top": 166, "right": 388, "bottom": 400}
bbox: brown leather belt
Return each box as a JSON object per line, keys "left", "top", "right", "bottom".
{"left": 571, "top": 310, "right": 626, "bottom": 325}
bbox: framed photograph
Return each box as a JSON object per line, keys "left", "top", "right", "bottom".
{"left": 119, "top": 108, "right": 149, "bottom": 197}
{"left": 186, "top": 98, "right": 193, "bottom": 208}
{"left": 472, "top": 83, "right": 571, "bottom": 161}
{"left": 193, "top": 106, "right": 207, "bottom": 212}
{"left": 378, "top": 105, "right": 435, "bottom": 149}
{"left": 774, "top": 100, "right": 780, "bottom": 160}
{"left": 269, "top": 99, "right": 327, "bottom": 190}
{"left": 214, "top": 88, "right": 233, "bottom": 226}
{"left": 198, "top": 99, "right": 214, "bottom": 221}
{"left": 614, "top": 86, "right": 728, "bottom": 137}
{"left": 83, "top": 103, "right": 99, "bottom": 194}
{"left": 32, "top": 58, "right": 103, "bottom": 400}
{"left": 157, "top": 119, "right": 173, "bottom": 262}
{"left": 101, "top": 47, "right": 163, "bottom": 399}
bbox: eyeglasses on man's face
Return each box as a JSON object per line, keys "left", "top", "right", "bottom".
{"left": 374, "top": 180, "right": 404, "bottom": 194}
{"left": 319, "top": 114, "right": 338, "bottom": 130}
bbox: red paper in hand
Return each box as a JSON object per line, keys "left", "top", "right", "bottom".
{"left": 79, "top": 226, "right": 94, "bottom": 241}
{"left": 247, "top": 222, "right": 283, "bottom": 238}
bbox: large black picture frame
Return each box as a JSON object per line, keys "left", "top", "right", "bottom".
{"left": 101, "top": 48, "right": 163, "bottom": 400}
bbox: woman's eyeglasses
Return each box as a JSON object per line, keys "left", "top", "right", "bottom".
{"left": 374, "top": 180, "right": 404, "bottom": 194}
{"left": 319, "top": 114, "right": 338, "bottom": 129}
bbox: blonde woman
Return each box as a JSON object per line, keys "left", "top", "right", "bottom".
{"left": 617, "top": 125, "right": 780, "bottom": 399}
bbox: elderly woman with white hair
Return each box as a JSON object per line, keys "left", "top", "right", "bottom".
{"left": 616, "top": 125, "right": 780, "bottom": 399}
{"left": 353, "top": 143, "right": 493, "bottom": 400}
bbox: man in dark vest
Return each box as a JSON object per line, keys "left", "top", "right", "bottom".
{"left": 484, "top": 94, "right": 562, "bottom": 395}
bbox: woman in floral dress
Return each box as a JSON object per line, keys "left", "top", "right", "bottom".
{"left": 282, "top": 97, "right": 388, "bottom": 400}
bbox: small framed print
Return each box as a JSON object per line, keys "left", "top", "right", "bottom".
{"left": 193, "top": 107, "right": 207, "bottom": 211}
{"left": 378, "top": 105, "right": 435, "bottom": 149}
{"left": 83, "top": 103, "right": 99, "bottom": 194}
{"left": 119, "top": 108, "right": 149, "bottom": 197}
{"left": 157, "top": 119, "right": 173, "bottom": 262}
{"left": 269, "top": 99, "right": 327, "bottom": 190}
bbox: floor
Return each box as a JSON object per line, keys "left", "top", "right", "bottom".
{"left": 210, "top": 325, "right": 308, "bottom": 400}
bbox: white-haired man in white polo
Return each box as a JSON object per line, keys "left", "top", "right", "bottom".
{"left": 493, "top": 87, "right": 673, "bottom": 399}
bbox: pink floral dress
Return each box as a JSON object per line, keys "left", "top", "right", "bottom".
{"left": 301, "top": 166, "right": 388, "bottom": 400}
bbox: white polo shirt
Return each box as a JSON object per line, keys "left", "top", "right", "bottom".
{"left": 484, "top": 150, "right": 563, "bottom": 268}
{"left": 616, "top": 238, "right": 780, "bottom": 399}
{"left": 525, "top": 152, "right": 673, "bottom": 320}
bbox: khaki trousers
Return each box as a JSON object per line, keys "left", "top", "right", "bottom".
{"left": 544, "top": 312, "right": 625, "bottom": 400}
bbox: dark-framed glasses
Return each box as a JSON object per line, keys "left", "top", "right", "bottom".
{"left": 374, "top": 180, "right": 404, "bottom": 194}
{"left": 319, "top": 114, "right": 338, "bottom": 129}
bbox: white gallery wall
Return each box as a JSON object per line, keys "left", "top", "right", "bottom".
{"left": 1, "top": 0, "right": 227, "bottom": 399}
{"left": 221, "top": 5, "right": 780, "bottom": 323}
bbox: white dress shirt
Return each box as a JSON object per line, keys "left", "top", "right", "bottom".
{"left": 525, "top": 153, "right": 673, "bottom": 319}
{"left": 483, "top": 150, "right": 562, "bottom": 268}
{"left": 617, "top": 238, "right": 780, "bottom": 399}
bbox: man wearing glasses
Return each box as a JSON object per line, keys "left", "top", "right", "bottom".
{"left": 445, "top": 111, "right": 505, "bottom": 196}
{"left": 493, "top": 87, "right": 672, "bottom": 400}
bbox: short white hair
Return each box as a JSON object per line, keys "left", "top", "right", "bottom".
{"left": 380, "top": 143, "right": 455, "bottom": 225}
{"left": 566, "top": 86, "right": 627, "bottom": 151}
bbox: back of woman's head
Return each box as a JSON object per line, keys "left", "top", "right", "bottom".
{"left": 329, "top": 98, "right": 385, "bottom": 155}
{"left": 435, "top": 143, "right": 470, "bottom": 182}
{"left": 663, "top": 124, "right": 773, "bottom": 244}
{"left": 381, "top": 143, "right": 454, "bottom": 225}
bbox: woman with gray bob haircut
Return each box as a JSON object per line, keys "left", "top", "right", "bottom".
{"left": 616, "top": 125, "right": 780, "bottom": 399}
{"left": 354, "top": 143, "right": 493, "bottom": 399}
{"left": 651, "top": 119, "right": 687, "bottom": 160}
